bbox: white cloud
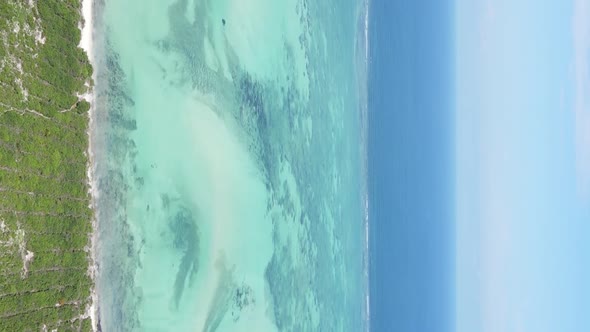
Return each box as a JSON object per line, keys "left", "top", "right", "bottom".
{"left": 573, "top": 0, "right": 590, "bottom": 195}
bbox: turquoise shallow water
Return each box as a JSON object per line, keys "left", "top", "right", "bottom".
{"left": 91, "top": 0, "right": 367, "bottom": 330}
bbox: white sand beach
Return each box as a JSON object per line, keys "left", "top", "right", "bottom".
{"left": 79, "top": 0, "right": 98, "bottom": 330}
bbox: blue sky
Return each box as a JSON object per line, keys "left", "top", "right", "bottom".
{"left": 456, "top": 0, "right": 590, "bottom": 331}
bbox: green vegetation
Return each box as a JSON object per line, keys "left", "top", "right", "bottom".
{"left": 0, "top": 0, "right": 94, "bottom": 330}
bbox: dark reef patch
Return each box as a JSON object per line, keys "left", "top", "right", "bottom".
{"left": 238, "top": 72, "right": 267, "bottom": 131}
{"left": 169, "top": 205, "right": 200, "bottom": 309}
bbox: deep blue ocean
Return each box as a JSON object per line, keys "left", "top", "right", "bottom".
{"left": 368, "top": 0, "right": 455, "bottom": 331}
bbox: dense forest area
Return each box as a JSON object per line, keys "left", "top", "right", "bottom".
{"left": 0, "top": 0, "right": 94, "bottom": 330}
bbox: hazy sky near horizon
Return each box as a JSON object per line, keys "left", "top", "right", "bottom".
{"left": 456, "top": 0, "right": 590, "bottom": 331}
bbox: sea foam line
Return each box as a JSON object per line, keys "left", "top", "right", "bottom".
{"left": 358, "top": 0, "right": 371, "bottom": 330}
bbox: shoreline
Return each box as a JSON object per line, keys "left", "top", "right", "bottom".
{"left": 79, "top": 0, "right": 99, "bottom": 330}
